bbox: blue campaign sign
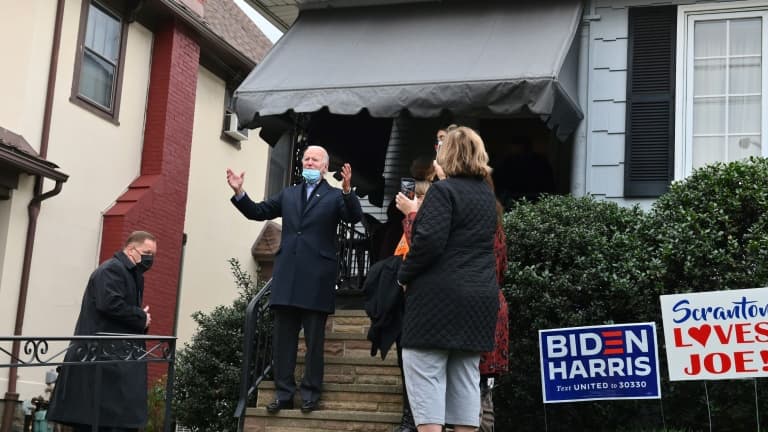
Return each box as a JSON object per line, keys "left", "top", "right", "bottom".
{"left": 539, "top": 322, "right": 661, "bottom": 403}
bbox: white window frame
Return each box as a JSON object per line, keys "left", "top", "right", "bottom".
{"left": 675, "top": 1, "right": 768, "bottom": 179}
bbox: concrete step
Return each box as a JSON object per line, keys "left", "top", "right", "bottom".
{"left": 257, "top": 381, "right": 403, "bottom": 414}
{"left": 295, "top": 355, "right": 402, "bottom": 386}
{"left": 244, "top": 408, "right": 400, "bottom": 432}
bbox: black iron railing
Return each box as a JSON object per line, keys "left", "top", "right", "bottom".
{"left": 234, "top": 279, "right": 273, "bottom": 426}
{"left": 336, "top": 221, "right": 371, "bottom": 294}
{"left": 0, "top": 334, "right": 176, "bottom": 432}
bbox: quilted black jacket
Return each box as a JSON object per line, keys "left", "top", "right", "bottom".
{"left": 397, "top": 176, "right": 499, "bottom": 352}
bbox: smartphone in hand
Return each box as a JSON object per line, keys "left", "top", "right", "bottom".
{"left": 400, "top": 177, "right": 416, "bottom": 199}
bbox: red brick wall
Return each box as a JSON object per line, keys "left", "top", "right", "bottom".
{"left": 100, "top": 20, "right": 200, "bottom": 381}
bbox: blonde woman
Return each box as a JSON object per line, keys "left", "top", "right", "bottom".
{"left": 396, "top": 127, "right": 499, "bottom": 432}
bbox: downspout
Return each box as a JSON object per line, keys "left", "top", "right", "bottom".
{"left": 1, "top": 1, "right": 66, "bottom": 430}
{"left": 571, "top": 0, "right": 599, "bottom": 196}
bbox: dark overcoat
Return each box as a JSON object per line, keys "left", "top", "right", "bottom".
{"left": 397, "top": 176, "right": 499, "bottom": 352}
{"left": 364, "top": 255, "right": 404, "bottom": 360}
{"left": 232, "top": 180, "right": 363, "bottom": 313}
{"left": 47, "top": 251, "right": 149, "bottom": 428}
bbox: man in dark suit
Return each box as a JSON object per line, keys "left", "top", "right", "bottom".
{"left": 226, "top": 145, "right": 363, "bottom": 414}
{"left": 48, "top": 231, "right": 156, "bottom": 431}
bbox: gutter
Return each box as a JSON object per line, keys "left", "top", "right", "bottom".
{"left": 1, "top": 1, "right": 67, "bottom": 430}
{"left": 0, "top": 146, "right": 68, "bottom": 182}
{"left": 242, "top": 0, "right": 290, "bottom": 32}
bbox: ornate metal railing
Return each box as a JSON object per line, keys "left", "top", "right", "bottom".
{"left": 336, "top": 221, "right": 371, "bottom": 294}
{"left": 0, "top": 334, "right": 176, "bottom": 432}
{"left": 234, "top": 279, "right": 273, "bottom": 427}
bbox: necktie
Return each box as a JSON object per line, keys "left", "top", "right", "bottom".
{"left": 306, "top": 184, "right": 316, "bottom": 200}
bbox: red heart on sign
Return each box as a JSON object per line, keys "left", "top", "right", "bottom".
{"left": 688, "top": 324, "right": 711, "bottom": 347}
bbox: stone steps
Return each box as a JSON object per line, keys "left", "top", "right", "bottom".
{"left": 324, "top": 309, "right": 371, "bottom": 335}
{"left": 297, "top": 331, "right": 383, "bottom": 359}
{"left": 243, "top": 309, "right": 405, "bottom": 431}
{"left": 244, "top": 408, "right": 400, "bottom": 432}
{"left": 256, "top": 382, "right": 402, "bottom": 414}
{"left": 296, "top": 355, "right": 401, "bottom": 386}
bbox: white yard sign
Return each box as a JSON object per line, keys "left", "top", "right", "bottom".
{"left": 660, "top": 287, "right": 768, "bottom": 381}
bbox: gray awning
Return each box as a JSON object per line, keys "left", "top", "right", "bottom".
{"left": 235, "top": 0, "right": 584, "bottom": 140}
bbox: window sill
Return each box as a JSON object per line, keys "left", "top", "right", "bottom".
{"left": 70, "top": 95, "right": 121, "bottom": 126}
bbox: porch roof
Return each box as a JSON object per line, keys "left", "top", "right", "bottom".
{"left": 0, "top": 126, "right": 68, "bottom": 182}
{"left": 234, "top": 0, "right": 584, "bottom": 141}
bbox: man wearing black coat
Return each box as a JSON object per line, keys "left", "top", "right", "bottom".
{"left": 226, "top": 145, "right": 362, "bottom": 413}
{"left": 48, "top": 231, "right": 156, "bottom": 432}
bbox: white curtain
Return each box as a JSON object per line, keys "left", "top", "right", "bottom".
{"left": 79, "top": 4, "right": 120, "bottom": 109}
{"left": 692, "top": 17, "right": 762, "bottom": 169}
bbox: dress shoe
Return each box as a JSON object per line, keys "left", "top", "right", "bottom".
{"left": 266, "top": 399, "right": 293, "bottom": 414}
{"left": 300, "top": 399, "right": 318, "bottom": 413}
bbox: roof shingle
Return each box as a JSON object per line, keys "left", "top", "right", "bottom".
{"left": 204, "top": 0, "right": 273, "bottom": 63}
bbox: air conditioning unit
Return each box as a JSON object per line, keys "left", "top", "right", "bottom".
{"left": 224, "top": 112, "right": 249, "bottom": 141}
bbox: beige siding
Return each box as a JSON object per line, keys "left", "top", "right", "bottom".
{"left": 176, "top": 66, "right": 270, "bottom": 346}
{"left": 0, "top": 0, "right": 153, "bottom": 397}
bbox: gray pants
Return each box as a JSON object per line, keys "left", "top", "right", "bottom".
{"left": 402, "top": 348, "right": 481, "bottom": 428}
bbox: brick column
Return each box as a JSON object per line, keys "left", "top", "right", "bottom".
{"left": 100, "top": 20, "right": 199, "bottom": 381}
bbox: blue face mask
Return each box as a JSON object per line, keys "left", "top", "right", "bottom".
{"left": 302, "top": 168, "right": 321, "bottom": 184}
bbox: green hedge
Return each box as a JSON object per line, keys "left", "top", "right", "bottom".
{"left": 173, "top": 259, "right": 265, "bottom": 432}
{"left": 645, "top": 158, "right": 768, "bottom": 431}
{"left": 496, "top": 158, "right": 768, "bottom": 431}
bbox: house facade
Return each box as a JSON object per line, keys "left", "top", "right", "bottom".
{"left": 0, "top": 0, "right": 273, "bottom": 422}
{"left": 238, "top": 0, "right": 768, "bottom": 213}
{"left": 586, "top": 0, "right": 767, "bottom": 207}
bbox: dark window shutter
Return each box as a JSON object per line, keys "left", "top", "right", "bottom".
{"left": 624, "top": 6, "right": 677, "bottom": 197}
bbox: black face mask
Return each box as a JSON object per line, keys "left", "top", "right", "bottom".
{"left": 138, "top": 254, "right": 154, "bottom": 272}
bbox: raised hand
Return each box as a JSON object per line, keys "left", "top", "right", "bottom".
{"left": 395, "top": 192, "right": 419, "bottom": 215}
{"left": 226, "top": 168, "right": 245, "bottom": 195}
{"left": 341, "top": 163, "right": 353, "bottom": 193}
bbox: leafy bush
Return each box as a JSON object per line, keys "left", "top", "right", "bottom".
{"left": 496, "top": 158, "right": 768, "bottom": 431}
{"left": 173, "top": 259, "right": 265, "bottom": 432}
{"left": 146, "top": 376, "right": 167, "bottom": 432}
{"left": 648, "top": 157, "right": 768, "bottom": 294}
{"left": 644, "top": 157, "right": 768, "bottom": 431}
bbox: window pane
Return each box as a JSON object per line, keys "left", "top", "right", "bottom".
{"left": 729, "top": 57, "right": 761, "bottom": 94}
{"left": 728, "top": 95, "right": 761, "bottom": 134}
{"left": 695, "top": 20, "right": 727, "bottom": 57}
{"left": 694, "top": 59, "right": 726, "bottom": 95}
{"left": 728, "top": 135, "right": 761, "bottom": 161}
{"left": 85, "top": 4, "right": 120, "bottom": 63}
{"left": 689, "top": 15, "right": 764, "bottom": 173}
{"left": 693, "top": 97, "right": 725, "bottom": 134}
{"left": 730, "top": 18, "right": 762, "bottom": 56}
{"left": 79, "top": 49, "right": 114, "bottom": 109}
{"left": 692, "top": 136, "right": 726, "bottom": 169}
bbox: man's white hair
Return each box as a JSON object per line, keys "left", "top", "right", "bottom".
{"left": 304, "top": 145, "right": 330, "bottom": 166}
